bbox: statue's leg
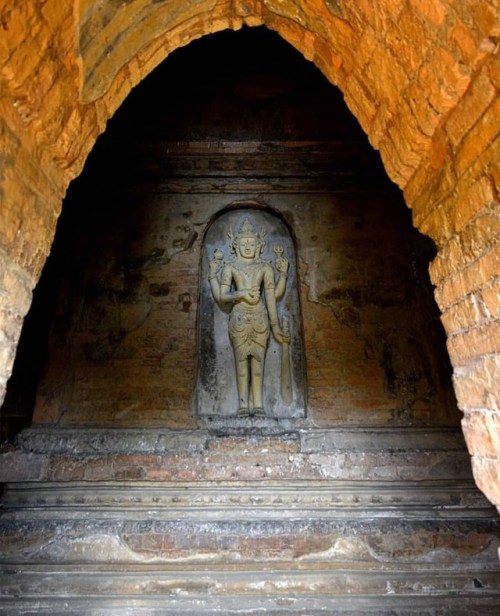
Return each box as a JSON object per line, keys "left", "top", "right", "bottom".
{"left": 236, "top": 356, "right": 250, "bottom": 414}
{"left": 250, "top": 356, "right": 265, "bottom": 416}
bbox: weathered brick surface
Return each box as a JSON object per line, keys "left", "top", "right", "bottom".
{"left": 0, "top": 0, "right": 498, "bottom": 505}
{"left": 2, "top": 446, "right": 473, "bottom": 484}
{"left": 471, "top": 455, "right": 500, "bottom": 509}
{"left": 454, "top": 354, "right": 500, "bottom": 411}
{"left": 463, "top": 409, "right": 500, "bottom": 458}
{"left": 481, "top": 279, "right": 500, "bottom": 320}
{"left": 446, "top": 67, "right": 497, "bottom": 147}
{"left": 434, "top": 244, "right": 500, "bottom": 313}
{"left": 447, "top": 320, "right": 500, "bottom": 366}
{"left": 0, "top": 251, "right": 35, "bottom": 397}
{"left": 429, "top": 190, "right": 497, "bottom": 287}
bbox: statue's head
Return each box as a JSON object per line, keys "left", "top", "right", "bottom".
{"left": 229, "top": 218, "right": 266, "bottom": 258}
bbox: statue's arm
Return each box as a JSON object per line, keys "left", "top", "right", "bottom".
{"left": 209, "top": 277, "right": 221, "bottom": 304}
{"left": 218, "top": 265, "right": 234, "bottom": 304}
{"left": 219, "top": 266, "right": 246, "bottom": 304}
{"left": 219, "top": 282, "right": 234, "bottom": 304}
{"left": 264, "top": 265, "right": 289, "bottom": 344}
{"left": 274, "top": 268, "right": 288, "bottom": 301}
{"left": 208, "top": 258, "right": 223, "bottom": 304}
{"left": 274, "top": 249, "right": 289, "bottom": 301}
{"left": 209, "top": 258, "right": 246, "bottom": 306}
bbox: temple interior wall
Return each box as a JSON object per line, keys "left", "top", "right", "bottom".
{"left": 3, "top": 30, "right": 459, "bottom": 432}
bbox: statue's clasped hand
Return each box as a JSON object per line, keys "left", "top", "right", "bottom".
{"left": 239, "top": 288, "right": 260, "bottom": 305}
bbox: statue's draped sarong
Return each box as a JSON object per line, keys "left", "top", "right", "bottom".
{"left": 228, "top": 300, "right": 269, "bottom": 362}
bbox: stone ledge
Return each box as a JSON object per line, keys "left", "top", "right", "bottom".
{"left": 12, "top": 427, "right": 210, "bottom": 455}
{"left": 1, "top": 480, "right": 493, "bottom": 516}
{"left": 0, "top": 451, "right": 48, "bottom": 483}
{"left": 0, "top": 516, "right": 498, "bottom": 566}
{"left": 0, "top": 451, "right": 474, "bottom": 484}
{"left": 10, "top": 425, "right": 467, "bottom": 455}
{"left": 0, "top": 426, "right": 474, "bottom": 484}
{"left": 300, "top": 427, "right": 468, "bottom": 452}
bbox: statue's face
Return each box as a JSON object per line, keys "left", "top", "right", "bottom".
{"left": 237, "top": 236, "right": 258, "bottom": 259}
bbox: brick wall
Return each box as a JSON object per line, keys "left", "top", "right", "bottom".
{"left": 31, "top": 187, "right": 455, "bottom": 430}
{"left": 0, "top": 1, "right": 498, "bottom": 503}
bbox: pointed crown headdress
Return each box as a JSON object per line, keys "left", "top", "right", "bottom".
{"left": 228, "top": 218, "right": 267, "bottom": 253}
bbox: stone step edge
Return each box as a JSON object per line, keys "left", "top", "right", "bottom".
{"left": 2, "top": 567, "right": 499, "bottom": 605}
{"left": 1, "top": 478, "right": 488, "bottom": 496}
{"left": 0, "top": 594, "right": 499, "bottom": 613}
{"left": 1, "top": 561, "right": 499, "bottom": 574}
{"left": 2, "top": 508, "right": 496, "bottom": 522}
{"left": 2, "top": 502, "right": 497, "bottom": 520}
{"left": 3, "top": 478, "right": 483, "bottom": 490}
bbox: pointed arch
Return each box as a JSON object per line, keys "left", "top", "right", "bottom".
{"left": 0, "top": 0, "right": 498, "bottom": 505}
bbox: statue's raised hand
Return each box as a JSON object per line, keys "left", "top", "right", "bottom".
{"left": 209, "top": 249, "right": 224, "bottom": 279}
{"left": 274, "top": 245, "right": 289, "bottom": 276}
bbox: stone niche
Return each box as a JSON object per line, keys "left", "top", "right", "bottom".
{"left": 197, "top": 206, "right": 306, "bottom": 419}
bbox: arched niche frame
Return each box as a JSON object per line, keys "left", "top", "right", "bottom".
{"left": 197, "top": 205, "right": 306, "bottom": 420}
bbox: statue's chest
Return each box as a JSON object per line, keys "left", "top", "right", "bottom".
{"left": 232, "top": 264, "right": 262, "bottom": 286}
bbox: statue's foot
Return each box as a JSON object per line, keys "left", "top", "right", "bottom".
{"left": 252, "top": 407, "right": 265, "bottom": 417}
{"left": 237, "top": 407, "right": 250, "bottom": 417}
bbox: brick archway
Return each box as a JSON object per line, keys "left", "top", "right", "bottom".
{"left": 0, "top": 1, "right": 498, "bottom": 504}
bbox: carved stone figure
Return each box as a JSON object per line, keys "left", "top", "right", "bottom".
{"left": 208, "top": 218, "right": 291, "bottom": 416}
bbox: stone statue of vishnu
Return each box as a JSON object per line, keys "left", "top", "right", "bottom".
{"left": 208, "top": 218, "right": 290, "bottom": 416}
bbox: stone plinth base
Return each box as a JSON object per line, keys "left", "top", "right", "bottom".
{"left": 0, "top": 425, "right": 474, "bottom": 483}
{"left": 0, "top": 424, "right": 499, "bottom": 614}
